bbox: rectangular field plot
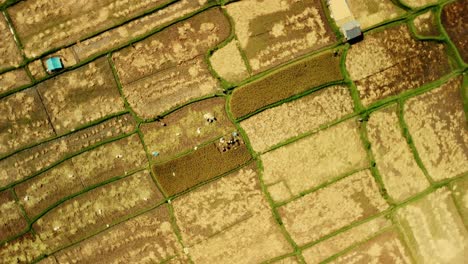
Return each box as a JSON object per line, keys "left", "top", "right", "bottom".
{"left": 0, "top": 88, "right": 55, "bottom": 156}
{"left": 241, "top": 85, "right": 354, "bottom": 153}
{"left": 403, "top": 76, "right": 467, "bottom": 181}
{"left": 0, "top": 114, "right": 135, "bottom": 190}
{"left": 14, "top": 134, "right": 146, "bottom": 218}
{"left": 396, "top": 187, "right": 468, "bottom": 263}
{"left": 278, "top": 170, "right": 389, "bottom": 246}
{"left": 442, "top": 0, "right": 468, "bottom": 63}
{"left": 0, "top": 232, "right": 48, "bottom": 263}
{"left": 0, "top": 14, "right": 23, "bottom": 71}
{"left": 345, "top": 24, "right": 451, "bottom": 106}
{"left": 0, "top": 189, "right": 28, "bottom": 241}
{"left": 72, "top": 0, "right": 209, "bottom": 62}
{"left": 7, "top": 0, "right": 171, "bottom": 58}
{"left": 347, "top": 0, "right": 405, "bottom": 30}
{"left": 37, "top": 58, "right": 124, "bottom": 134}
{"left": 153, "top": 137, "right": 252, "bottom": 196}
{"left": 229, "top": 49, "right": 342, "bottom": 119}
{"left": 141, "top": 97, "right": 235, "bottom": 163}
{"left": 55, "top": 205, "right": 181, "bottom": 263}
{"left": 0, "top": 68, "right": 30, "bottom": 95}
{"left": 226, "top": 0, "right": 336, "bottom": 73}
{"left": 189, "top": 213, "right": 292, "bottom": 264}
{"left": 33, "top": 170, "right": 163, "bottom": 252}
{"left": 328, "top": 229, "right": 412, "bottom": 264}
{"left": 172, "top": 164, "right": 270, "bottom": 245}
{"left": 112, "top": 8, "right": 229, "bottom": 119}
{"left": 261, "top": 119, "right": 368, "bottom": 202}
{"left": 302, "top": 216, "right": 391, "bottom": 263}
{"left": 367, "top": 104, "right": 429, "bottom": 201}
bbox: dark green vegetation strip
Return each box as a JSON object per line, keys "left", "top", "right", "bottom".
{"left": 229, "top": 49, "right": 343, "bottom": 119}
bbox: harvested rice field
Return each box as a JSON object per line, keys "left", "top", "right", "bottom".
{"left": 1, "top": 0, "right": 467, "bottom": 263}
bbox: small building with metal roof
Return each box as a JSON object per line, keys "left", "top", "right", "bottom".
{"left": 45, "top": 57, "right": 64, "bottom": 74}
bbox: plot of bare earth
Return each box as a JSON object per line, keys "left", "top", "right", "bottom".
{"left": 0, "top": 14, "right": 23, "bottom": 71}
{"left": 347, "top": 0, "right": 405, "bottom": 29}
{"left": 0, "top": 68, "right": 30, "bottom": 95}
{"left": 413, "top": 10, "right": 440, "bottom": 37}
{"left": 396, "top": 187, "right": 468, "bottom": 263}
{"left": 112, "top": 8, "right": 229, "bottom": 119}
{"left": 272, "top": 256, "right": 300, "bottom": 264}
{"left": 261, "top": 119, "right": 368, "bottom": 202}
{"left": 366, "top": 104, "right": 429, "bottom": 201}
{"left": 226, "top": 0, "right": 336, "bottom": 73}
{"left": 72, "top": 0, "right": 210, "bottom": 63}
{"left": 174, "top": 165, "right": 293, "bottom": 263}
{"left": 34, "top": 170, "right": 162, "bottom": 252}
{"left": 346, "top": 24, "right": 451, "bottom": 106}
{"left": 210, "top": 40, "right": 250, "bottom": 83}
{"left": 14, "top": 134, "right": 146, "bottom": 218}
{"left": 0, "top": 88, "right": 55, "bottom": 156}
{"left": 37, "top": 58, "right": 124, "bottom": 134}
{"left": 450, "top": 176, "right": 468, "bottom": 225}
{"left": 441, "top": 0, "right": 468, "bottom": 63}
{"left": 54, "top": 205, "right": 182, "bottom": 264}
{"left": 241, "top": 85, "right": 354, "bottom": 153}
{"left": 404, "top": 76, "right": 468, "bottom": 181}
{"left": 7, "top": 0, "right": 172, "bottom": 57}
{"left": 0, "top": 232, "right": 48, "bottom": 263}
{"left": 0, "top": 114, "right": 135, "bottom": 188}
{"left": 278, "top": 170, "right": 389, "bottom": 246}
{"left": 401, "top": 0, "right": 439, "bottom": 8}
{"left": 329, "top": 229, "right": 412, "bottom": 264}
{"left": 141, "top": 97, "right": 235, "bottom": 163}
{"left": 0, "top": 190, "right": 28, "bottom": 241}
{"left": 302, "top": 216, "right": 392, "bottom": 263}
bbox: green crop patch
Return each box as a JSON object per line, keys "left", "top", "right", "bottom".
{"left": 229, "top": 49, "right": 343, "bottom": 119}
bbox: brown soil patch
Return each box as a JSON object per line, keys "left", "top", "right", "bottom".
{"left": 14, "top": 160, "right": 84, "bottom": 219}
{"left": 173, "top": 164, "right": 268, "bottom": 245}
{"left": 413, "top": 10, "right": 440, "bottom": 37}
{"left": 261, "top": 119, "right": 368, "bottom": 201}
{"left": 346, "top": 24, "right": 451, "bottom": 106}
{"left": 450, "top": 176, "right": 468, "bottom": 225}
{"left": 396, "top": 187, "right": 467, "bottom": 263}
{"left": 230, "top": 49, "right": 343, "bottom": 119}
{"left": 112, "top": 8, "right": 229, "bottom": 119}
{"left": 153, "top": 136, "right": 252, "bottom": 196}
{"left": 73, "top": 0, "right": 208, "bottom": 62}
{"left": 241, "top": 85, "right": 354, "bottom": 153}
{"left": 401, "top": 0, "right": 438, "bottom": 8}
{"left": 441, "top": 0, "right": 468, "bottom": 63}
{"left": 189, "top": 212, "right": 292, "bottom": 264}
{"left": 404, "top": 76, "right": 467, "bottom": 181}
{"left": 141, "top": 97, "right": 235, "bottom": 163}
{"left": 347, "top": 0, "right": 405, "bottom": 30}
{"left": 0, "top": 189, "right": 28, "bottom": 241}
{"left": 271, "top": 256, "right": 300, "bottom": 264}
{"left": 367, "top": 104, "right": 429, "bottom": 201}
{"left": 37, "top": 58, "right": 124, "bottom": 134}
{"left": 302, "top": 216, "right": 391, "bottom": 263}
{"left": 329, "top": 229, "right": 412, "bottom": 264}
{"left": 0, "top": 15, "right": 23, "bottom": 71}
{"left": 0, "top": 114, "right": 135, "bottom": 189}
{"left": 55, "top": 205, "right": 181, "bottom": 263}
{"left": 7, "top": 0, "right": 171, "bottom": 58}
{"left": 278, "top": 170, "right": 389, "bottom": 246}
{"left": 27, "top": 60, "right": 47, "bottom": 80}
{"left": 210, "top": 40, "right": 250, "bottom": 83}
{"left": 0, "top": 88, "right": 55, "bottom": 156}
{"left": 0, "top": 232, "right": 48, "bottom": 263}
{"left": 34, "top": 170, "right": 163, "bottom": 252}
{"left": 15, "top": 134, "right": 146, "bottom": 218}
{"left": 0, "top": 68, "right": 30, "bottom": 95}
{"left": 227, "top": 0, "right": 336, "bottom": 73}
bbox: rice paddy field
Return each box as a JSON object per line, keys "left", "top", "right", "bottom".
{"left": 0, "top": 0, "right": 466, "bottom": 263}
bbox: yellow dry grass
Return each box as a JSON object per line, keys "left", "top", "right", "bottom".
{"left": 210, "top": 40, "right": 250, "bottom": 83}
{"left": 367, "top": 104, "right": 429, "bottom": 201}
{"left": 0, "top": 68, "right": 30, "bottom": 94}
{"left": 0, "top": 15, "right": 23, "bottom": 70}
{"left": 347, "top": 0, "right": 405, "bottom": 29}
{"left": 278, "top": 170, "right": 389, "bottom": 245}
{"left": 261, "top": 119, "right": 368, "bottom": 200}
